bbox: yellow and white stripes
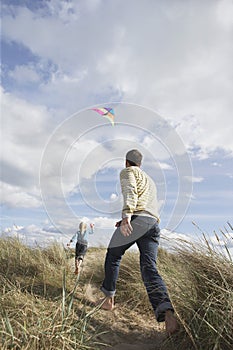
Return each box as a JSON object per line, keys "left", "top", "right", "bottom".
{"left": 120, "top": 166, "right": 160, "bottom": 222}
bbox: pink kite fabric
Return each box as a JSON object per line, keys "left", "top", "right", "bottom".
{"left": 91, "top": 107, "right": 115, "bottom": 126}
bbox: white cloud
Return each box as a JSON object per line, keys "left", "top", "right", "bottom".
{"left": 1, "top": 0, "right": 232, "bottom": 238}
{"left": 45, "top": 0, "right": 79, "bottom": 22}
{"left": 142, "top": 135, "right": 173, "bottom": 160}
{"left": 215, "top": 0, "right": 233, "bottom": 30}
{"left": 8, "top": 64, "right": 41, "bottom": 83}
{"left": 212, "top": 162, "right": 222, "bottom": 167}
{"left": 0, "top": 87, "right": 54, "bottom": 208}
{"left": 2, "top": 0, "right": 232, "bottom": 158}
{"left": 0, "top": 217, "right": 117, "bottom": 248}
{"left": 157, "top": 162, "right": 173, "bottom": 170}
{"left": 209, "top": 232, "right": 233, "bottom": 248}
{"left": 184, "top": 193, "right": 196, "bottom": 201}
{"left": 93, "top": 216, "right": 116, "bottom": 228}
{"left": 0, "top": 182, "right": 41, "bottom": 208}
{"left": 2, "top": 220, "right": 232, "bottom": 260}
{"left": 185, "top": 176, "right": 204, "bottom": 183}
{"left": 1, "top": 224, "right": 67, "bottom": 247}
{"left": 110, "top": 193, "right": 118, "bottom": 201}
{"left": 160, "top": 227, "right": 233, "bottom": 260}
{"left": 160, "top": 228, "right": 193, "bottom": 247}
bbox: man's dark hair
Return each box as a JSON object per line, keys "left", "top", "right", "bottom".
{"left": 126, "top": 149, "right": 143, "bottom": 166}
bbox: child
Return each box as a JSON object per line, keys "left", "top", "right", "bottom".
{"left": 67, "top": 221, "right": 94, "bottom": 274}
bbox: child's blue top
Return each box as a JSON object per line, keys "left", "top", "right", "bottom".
{"left": 70, "top": 227, "right": 94, "bottom": 245}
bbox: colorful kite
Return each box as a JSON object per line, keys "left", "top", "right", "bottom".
{"left": 91, "top": 107, "right": 115, "bottom": 126}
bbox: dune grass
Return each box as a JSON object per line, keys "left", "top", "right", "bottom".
{"left": 0, "top": 224, "right": 233, "bottom": 350}
{"left": 159, "top": 223, "right": 233, "bottom": 350}
{"left": 0, "top": 238, "right": 104, "bottom": 350}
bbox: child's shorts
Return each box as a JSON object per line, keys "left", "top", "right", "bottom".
{"left": 75, "top": 242, "right": 88, "bottom": 260}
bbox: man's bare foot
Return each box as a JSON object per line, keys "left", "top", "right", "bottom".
{"left": 165, "top": 310, "right": 179, "bottom": 335}
{"left": 96, "top": 297, "right": 114, "bottom": 310}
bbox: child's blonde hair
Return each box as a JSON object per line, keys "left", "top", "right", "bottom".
{"left": 79, "top": 222, "right": 87, "bottom": 233}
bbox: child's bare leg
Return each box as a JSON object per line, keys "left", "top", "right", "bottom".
{"left": 75, "top": 258, "right": 82, "bottom": 274}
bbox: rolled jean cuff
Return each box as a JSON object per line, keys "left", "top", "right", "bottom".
{"left": 155, "top": 302, "right": 174, "bottom": 322}
{"left": 100, "top": 286, "right": 115, "bottom": 297}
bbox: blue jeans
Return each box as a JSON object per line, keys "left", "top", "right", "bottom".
{"left": 101, "top": 215, "right": 174, "bottom": 322}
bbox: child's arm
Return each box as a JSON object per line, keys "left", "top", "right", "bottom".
{"left": 89, "top": 223, "right": 94, "bottom": 234}
{"left": 67, "top": 232, "right": 77, "bottom": 246}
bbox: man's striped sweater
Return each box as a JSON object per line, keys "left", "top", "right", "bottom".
{"left": 120, "top": 166, "right": 160, "bottom": 222}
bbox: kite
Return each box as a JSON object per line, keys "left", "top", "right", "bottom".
{"left": 91, "top": 107, "right": 115, "bottom": 126}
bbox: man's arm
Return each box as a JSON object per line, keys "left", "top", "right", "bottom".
{"left": 120, "top": 168, "right": 138, "bottom": 236}
{"left": 120, "top": 217, "right": 133, "bottom": 236}
{"left": 120, "top": 168, "right": 138, "bottom": 218}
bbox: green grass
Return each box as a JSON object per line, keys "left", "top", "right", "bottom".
{"left": 1, "top": 224, "right": 233, "bottom": 350}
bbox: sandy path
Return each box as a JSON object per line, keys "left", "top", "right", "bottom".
{"left": 108, "top": 344, "right": 155, "bottom": 350}
{"left": 70, "top": 248, "right": 168, "bottom": 350}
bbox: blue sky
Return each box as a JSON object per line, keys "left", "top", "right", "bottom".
{"left": 1, "top": 0, "right": 232, "bottom": 253}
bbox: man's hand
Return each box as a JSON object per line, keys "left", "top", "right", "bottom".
{"left": 120, "top": 217, "right": 133, "bottom": 236}
{"left": 90, "top": 223, "right": 94, "bottom": 229}
{"left": 115, "top": 220, "right": 121, "bottom": 227}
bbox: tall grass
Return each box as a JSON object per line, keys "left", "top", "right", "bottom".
{"left": 161, "top": 223, "right": 233, "bottom": 350}
{"left": 0, "top": 237, "right": 103, "bottom": 350}
{"left": 1, "top": 224, "right": 233, "bottom": 350}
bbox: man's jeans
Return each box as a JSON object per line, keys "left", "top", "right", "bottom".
{"left": 101, "top": 215, "right": 174, "bottom": 322}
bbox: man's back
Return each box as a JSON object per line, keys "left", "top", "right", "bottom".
{"left": 120, "top": 166, "right": 159, "bottom": 221}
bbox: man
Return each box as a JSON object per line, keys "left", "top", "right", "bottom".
{"left": 99, "top": 149, "right": 178, "bottom": 334}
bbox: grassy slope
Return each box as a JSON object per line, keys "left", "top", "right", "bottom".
{"left": 0, "top": 233, "right": 233, "bottom": 350}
